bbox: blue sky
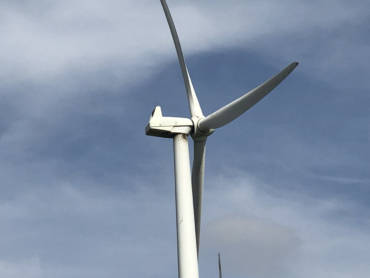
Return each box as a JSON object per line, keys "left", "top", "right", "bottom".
{"left": 0, "top": 0, "right": 369, "bottom": 277}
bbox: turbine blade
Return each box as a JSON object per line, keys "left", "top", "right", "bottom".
{"left": 191, "top": 138, "right": 206, "bottom": 255}
{"left": 218, "top": 253, "right": 222, "bottom": 278}
{"left": 160, "top": 0, "right": 203, "bottom": 118}
{"left": 198, "top": 62, "right": 299, "bottom": 131}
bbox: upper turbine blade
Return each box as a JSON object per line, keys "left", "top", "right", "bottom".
{"left": 198, "top": 62, "right": 299, "bottom": 131}
{"left": 160, "top": 0, "right": 204, "bottom": 118}
{"left": 191, "top": 139, "right": 207, "bottom": 255}
{"left": 218, "top": 253, "right": 223, "bottom": 278}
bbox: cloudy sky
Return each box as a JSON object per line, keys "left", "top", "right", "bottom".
{"left": 0, "top": 0, "right": 369, "bottom": 277}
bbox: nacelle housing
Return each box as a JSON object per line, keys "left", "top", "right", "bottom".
{"left": 145, "top": 106, "right": 193, "bottom": 138}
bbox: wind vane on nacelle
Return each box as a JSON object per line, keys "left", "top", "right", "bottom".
{"left": 145, "top": 1, "right": 298, "bottom": 278}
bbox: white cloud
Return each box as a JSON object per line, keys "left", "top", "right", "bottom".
{"left": 0, "top": 0, "right": 368, "bottom": 89}
{"left": 0, "top": 155, "right": 368, "bottom": 278}
{"left": 199, "top": 172, "right": 370, "bottom": 278}
{"left": 0, "top": 181, "right": 179, "bottom": 278}
{"left": 0, "top": 258, "right": 42, "bottom": 278}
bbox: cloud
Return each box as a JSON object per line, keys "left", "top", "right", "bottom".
{"left": 0, "top": 258, "right": 42, "bottom": 278}
{"left": 198, "top": 172, "right": 370, "bottom": 278}
{"left": 202, "top": 214, "right": 300, "bottom": 278}
{"left": 0, "top": 0, "right": 369, "bottom": 277}
{"left": 0, "top": 181, "right": 179, "bottom": 278}
{"left": 0, "top": 0, "right": 368, "bottom": 89}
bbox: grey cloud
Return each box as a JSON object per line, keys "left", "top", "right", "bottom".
{"left": 202, "top": 215, "right": 300, "bottom": 278}
{"left": 0, "top": 0, "right": 369, "bottom": 277}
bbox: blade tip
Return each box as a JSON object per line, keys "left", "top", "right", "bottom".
{"left": 288, "top": 61, "right": 299, "bottom": 71}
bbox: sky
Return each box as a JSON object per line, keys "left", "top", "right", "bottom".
{"left": 0, "top": 0, "right": 369, "bottom": 277}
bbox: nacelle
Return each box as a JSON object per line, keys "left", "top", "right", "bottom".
{"left": 145, "top": 106, "right": 193, "bottom": 138}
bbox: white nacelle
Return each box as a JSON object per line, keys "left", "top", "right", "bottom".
{"left": 145, "top": 106, "right": 193, "bottom": 138}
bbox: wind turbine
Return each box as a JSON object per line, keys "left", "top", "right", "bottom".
{"left": 145, "top": 1, "right": 298, "bottom": 277}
